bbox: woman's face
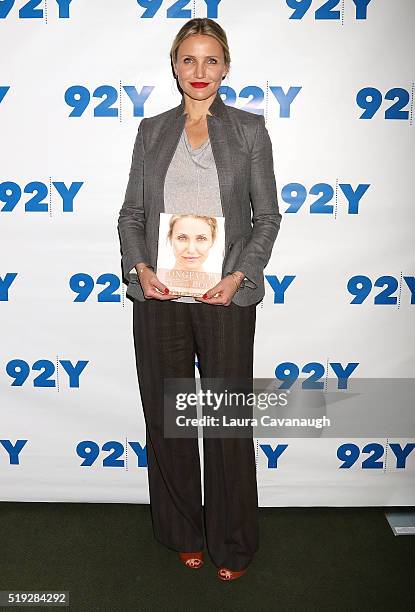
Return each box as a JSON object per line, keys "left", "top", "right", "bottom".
{"left": 174, "top": 34, "right": 227, "bottom": 103}
{"left": 170, "top": 217, "right": 214, "bottom": 270}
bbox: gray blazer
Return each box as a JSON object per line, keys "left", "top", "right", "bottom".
{"left": 117, "top": 92, "right": 282, "bottom": 306}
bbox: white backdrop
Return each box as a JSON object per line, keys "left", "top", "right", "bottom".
{"left": 1, "top": 0, "right": 414, "bottom": 505}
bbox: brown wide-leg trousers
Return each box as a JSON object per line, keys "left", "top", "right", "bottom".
{"left": 132, "top": 298, "right": 259, "bottom": 571}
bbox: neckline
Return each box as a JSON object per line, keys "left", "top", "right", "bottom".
{"left": 183, "top": 128, "right": 209, "bottom": 154}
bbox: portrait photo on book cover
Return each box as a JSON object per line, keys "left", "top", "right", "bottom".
{"left": 156, "top": 212, "right": 225, "bottom": 298}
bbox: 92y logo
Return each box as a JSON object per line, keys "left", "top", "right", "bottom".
{"left": 65, "top": 85, "right": 153, "bottom": 118}
{"left": 282, "top": 182, "right": 370, "bottom": 215}
{"left": 0, "top": 181, "right": 83, "bottom": 213}
{"left": 136, "top": 0, "right": 221, "bottom": 19}
{"left": 348, "top": 275, "right": 415, "bottom": 306}
{"left": 357, "top": 87, "right": 414, "bottom": 122}
{"left": 0, "top": 440, "right": 28, "bottom": 465}
{"left": 0, "top": 86, "right": 10, "bottom": 106}
{"left": 6, "top": 359, "right": 88, "bottom": 388}
{"left": 286, "top": 0, "right": 373, "bottom": 21}
{"left": 0, "top": 0, "right": 73, "bottom": 19}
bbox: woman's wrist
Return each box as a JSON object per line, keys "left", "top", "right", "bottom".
{"left": 231, "top": 271, "right": 245, "bottom": 282}
{"left": 135, "top": 263, "right": 154, "bottom": 277}
{"left": 227, "top": 271, "right": 245, "bottom": 290}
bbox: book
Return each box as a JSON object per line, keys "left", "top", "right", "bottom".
{"left": 156, "top": 212, "right": 225, "bottom": 298}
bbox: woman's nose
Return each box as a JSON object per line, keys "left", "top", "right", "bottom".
{"left": 194, "top": 62, "right": 206, "bottom": 79}
{"left": 187, "top": 239, "right": 197, "bottom": 253}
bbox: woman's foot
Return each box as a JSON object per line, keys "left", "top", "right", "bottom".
{"left": 217, "top": 567, "right": 247, "bottom": 581}
{"left": 178, "top": 551, "right": 204, "bottom": 569}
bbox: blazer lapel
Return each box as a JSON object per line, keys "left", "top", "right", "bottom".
{"left": 207, "top": 113, "right": 233, "bottom": 222}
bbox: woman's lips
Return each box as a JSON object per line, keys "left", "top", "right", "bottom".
{"left": 190, "top": 82, "right": 209, "bottom": 88}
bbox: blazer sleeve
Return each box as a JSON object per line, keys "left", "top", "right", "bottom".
{"left": 117, "top": 119, "right": 151, "bottom": 283}
{"left": 232, "top": 114, "right": 282, "bottom": 289}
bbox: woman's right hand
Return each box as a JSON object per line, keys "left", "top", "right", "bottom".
{"left": 137, "top": 266, "right": 180, "bottom": 300}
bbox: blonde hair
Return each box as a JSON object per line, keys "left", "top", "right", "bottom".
{"left": 170, "top": 18, "right": 231, "bottom": 71}
{"left": 167, "top": 214, "right": 218, "bottom": 243}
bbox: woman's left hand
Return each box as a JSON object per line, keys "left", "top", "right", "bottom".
{"left": 194, "top": 272, "right": 244, "bottom": 306}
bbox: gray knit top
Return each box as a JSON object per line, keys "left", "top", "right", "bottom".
{"left": 163, "top": 126, "right": 223, "bottom": 303}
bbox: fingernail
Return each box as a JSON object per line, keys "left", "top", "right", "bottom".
{"left": 202, "top": 293, "right": 208, "bottom": 299}
{"left": 164, "top": 288, "right": 169, "bottom": 294}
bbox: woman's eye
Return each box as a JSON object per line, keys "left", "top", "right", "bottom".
{"left": 197, "top": 236, "right": 207, "bottom": 241}
{"left": 182, "top": 57, "right": 217, "bottom": 64}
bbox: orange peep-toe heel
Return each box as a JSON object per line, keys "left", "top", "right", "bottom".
{"left": 178, "top": 551, "right": 204, "bottom": 569}
{"left": 217, "top": 566, "right": 247, "bottom": 581}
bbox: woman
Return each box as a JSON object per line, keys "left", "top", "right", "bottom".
{"left": 168, "top": 214, "right": 217, "bottom": 273}
{"left": 117, "top": 18, "right": 282, "bottom": 581}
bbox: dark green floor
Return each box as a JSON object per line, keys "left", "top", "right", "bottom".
{"left": 0, "top": 503, "right": 414, "bottom": 611}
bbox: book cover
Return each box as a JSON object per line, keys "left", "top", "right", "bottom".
{"left": 156, "top": 213, "right": 225, "bottom": 298}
